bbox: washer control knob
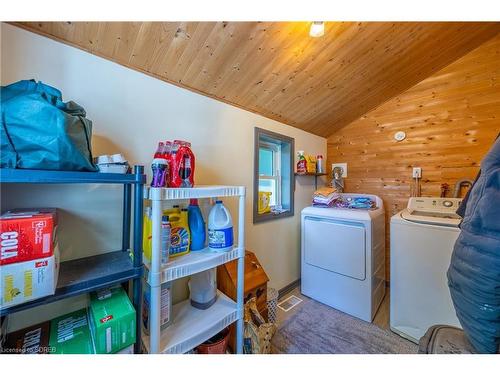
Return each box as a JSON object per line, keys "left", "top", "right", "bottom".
{"left": 443, "top": 200, "right": 453, "bottom": 207}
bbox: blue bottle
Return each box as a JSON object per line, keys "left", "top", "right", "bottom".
{"left": 188, "top": 199, "right": 206, "bottom": 251}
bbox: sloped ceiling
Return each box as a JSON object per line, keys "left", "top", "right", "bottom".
{"left": 13, "top": 22, "right": 500, "bottom": 137}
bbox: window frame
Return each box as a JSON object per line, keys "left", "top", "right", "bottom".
{"left": 253, "top": 127, "right": 295, "bottom": 224}
{"left": 258, "top": 140, "right": 281, "bottom": 207}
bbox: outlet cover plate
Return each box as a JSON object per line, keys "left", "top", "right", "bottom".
{"left": 412, "top": 167, "right": 422, "bottom": 178}
{"left": 332, "top": 163, "right": 348, "bottom": 177}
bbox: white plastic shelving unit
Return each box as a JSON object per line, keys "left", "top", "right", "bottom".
{"left": 143, "top": 185, "right": 246, "bottom": 354}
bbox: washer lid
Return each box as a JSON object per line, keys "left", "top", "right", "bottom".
{"left": 400, "top": 209, "right": 461, "bottom": 227}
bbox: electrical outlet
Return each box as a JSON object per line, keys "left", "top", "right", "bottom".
{"left": 332, "top": 163, "right": 347, "bottom": 177}
{"left": 412, "top": 167, "right": 422, "bottom": 178}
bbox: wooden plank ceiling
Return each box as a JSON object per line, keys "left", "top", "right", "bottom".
{"left": 14, "top": 22, "right": 500, "bottom": 137}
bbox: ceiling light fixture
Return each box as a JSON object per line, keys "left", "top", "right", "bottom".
{"left": 309, "top": 21, "right": 325, "bottom": 37}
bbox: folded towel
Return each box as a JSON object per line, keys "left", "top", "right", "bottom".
{"left": 313, "top": 187, "right": 337, "bottom": 198}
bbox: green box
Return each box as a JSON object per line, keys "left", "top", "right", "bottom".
{"left": 89, "top": 286, "right": 136, "bottom": 354}
{"left": 49, "top": 308, "right": 95, "bottom": 354}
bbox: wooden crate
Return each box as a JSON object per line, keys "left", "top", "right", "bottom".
{"left": 217, "top": 250, "right": 270, "bottom": 352}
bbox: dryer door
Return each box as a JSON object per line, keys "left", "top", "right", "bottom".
{"left": 304, "top": 216, "right": 366, "bottom": 280}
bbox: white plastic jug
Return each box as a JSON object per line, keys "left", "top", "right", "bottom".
{"left": 208, "top": 200, "right": 234, "bottom": 252}
{"left": 189, "top": 268, "right": 217, "bottom": 310}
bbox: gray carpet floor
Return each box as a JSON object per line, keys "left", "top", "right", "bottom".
{"left": 272, "top": 297, "right": 418, "bottom": 354}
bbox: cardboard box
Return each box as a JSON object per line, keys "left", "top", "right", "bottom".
{"left": 4, "top": 321, "right": 51, "bottom": 354}
{"left": 89, "top": 286, "right": 136, "bottom": 354}
{"left": 0, "top": 208, "right": 57, "bottom": 265}
{"left": 305, "top": 155, "right": 317, "bottom": 173}
{"left": 0, "top": 246, "right": 59, "bottom": 308}
{"left": 49, "top": 308, "right": 95, "bottom": 354}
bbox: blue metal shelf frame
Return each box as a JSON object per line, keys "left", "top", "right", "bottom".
{"left": 0, "top": 168, "right": 144, "bottom": 184}
{"left": 0, "top": 166, "right": 145, "bottom": 353}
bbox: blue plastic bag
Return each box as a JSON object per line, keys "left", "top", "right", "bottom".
{"left": 1, "top": 80, "right": 97, "bottom": 171}
{"left": 447, "top": 135, "right": 500, "bottom": 353}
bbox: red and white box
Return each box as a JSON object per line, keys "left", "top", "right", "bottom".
{"left": 0, "top": 245, "right": 59, "bottom": 308}
{"left": 0, "top": 208, "right": 58, "bottom": 266}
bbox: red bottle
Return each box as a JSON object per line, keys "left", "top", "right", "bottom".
{"left": 170, "top": 140, "right": 195, "bottom": 188}
{"left": 154, "top": 142, "right": 165, "bottom": 158}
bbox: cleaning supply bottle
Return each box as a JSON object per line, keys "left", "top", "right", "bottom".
{"left": 189, "top": 268, "right": 217, "bottom": 310}
{"left": 142, "top": 280, "right": 172, "bottom": 335}
{"left": 143, "top": 207, "right": 152, "bottom": 262}
{"left": 168, "top": 209, "right": 191, "bottom": 257}
{"left": 208, "top": 200, "right": 234, "bottom": 252}
{"left": 188, "top": 199, "right": 206, "bottom": 251}
{"left": 163, "top": 205, "right": 181, "bottom": 217}
{"left": 161, "top": 215, "right": 171, "bottom": 265}
{"left": 297, "top": 150, "right": 307, "bottom": 174}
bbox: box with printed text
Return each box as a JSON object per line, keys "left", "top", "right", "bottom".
{"left": 89, "top": 286, "right": 136, "bottom": 354}
{"left": 0, "top": 208, "right": 58, "bottom": 265}
{"left": 0, "top": 245, "right": 59, "bottom": 308}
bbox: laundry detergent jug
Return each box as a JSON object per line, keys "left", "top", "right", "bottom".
{"left": 167, "top": 208, "right": 190, "bottom": 257}
{"left": 208, "top": 200, "right": 233, "bottom": 252}
{"left": 188, "top": 199, "right": 206, "bottom": 251}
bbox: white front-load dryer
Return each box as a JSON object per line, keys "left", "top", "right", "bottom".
{"left": 390, "top": 197, "right": 462, "bottom": 343}
{"left": 301, "top": 194, "right": 385, "bottom": 322}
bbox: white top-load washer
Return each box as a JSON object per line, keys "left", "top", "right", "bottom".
{"left": 301, "top": 193, "right": 385, "bottom": 322}
{"left": 390, "top": 197, "right": 462, "bottom": 343}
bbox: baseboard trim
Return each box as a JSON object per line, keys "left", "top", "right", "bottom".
{"left": 278, "top": 279, "right": 301, "bottom": 299}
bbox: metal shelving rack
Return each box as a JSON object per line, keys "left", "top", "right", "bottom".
{"left": 0, "top": 166, "right": 146, "bottom": 353}
{"left": 142, "top": 185, "right": 246, "bottom": 354}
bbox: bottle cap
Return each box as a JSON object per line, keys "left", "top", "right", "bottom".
{"left": 189, "top": 199, "right": 198, "bottom": 206}
{"left": 216, "top": 200, "right": 223, "bottom": 204}
{"left": 162, "top": 215, "right": 169, "bottom": 222}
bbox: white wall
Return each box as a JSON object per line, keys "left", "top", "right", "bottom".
{"left": 1, "top": 23, "right": 326, "bottom": 329}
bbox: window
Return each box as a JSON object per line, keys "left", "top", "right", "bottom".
{"left": 254, "top": 127, "right": 294, "bottom": 223}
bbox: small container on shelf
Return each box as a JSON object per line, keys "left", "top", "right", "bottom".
{"left": 142, "top": 280, "right": 172, "bottom": 335}
{"left": 196, "top": 328, "right": 230, "bottom": 354}
{"left": 316, "top": 155, "right": 324, "bottom": 174}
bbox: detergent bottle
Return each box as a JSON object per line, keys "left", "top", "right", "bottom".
{"left": 208, "top": 200, "right": 234, "bottom": 252}
{"left": 188, "top": 199, "right": 206, "bottom": 251}
{"left": 161, "top": 215, "right": 171, "bottom": 265}
{"left": 143, "top": 207, "right": 152, "bottom": 263}
{"left": 296, "top": 150, "right": 307, "bottom": 174}
{"left": 168, "top": 209, "right": 190, "bottom": 257}
{"left": 163, "top": 205, "right": 181, "bottom": 217}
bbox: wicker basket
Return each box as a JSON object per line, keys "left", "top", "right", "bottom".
{"left": 266, "top": 287, "right": 279, "bottom": 324}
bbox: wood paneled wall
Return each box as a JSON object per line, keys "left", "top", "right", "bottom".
{"left": 327, "top": 35, "right": 500, "bottom": 281}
